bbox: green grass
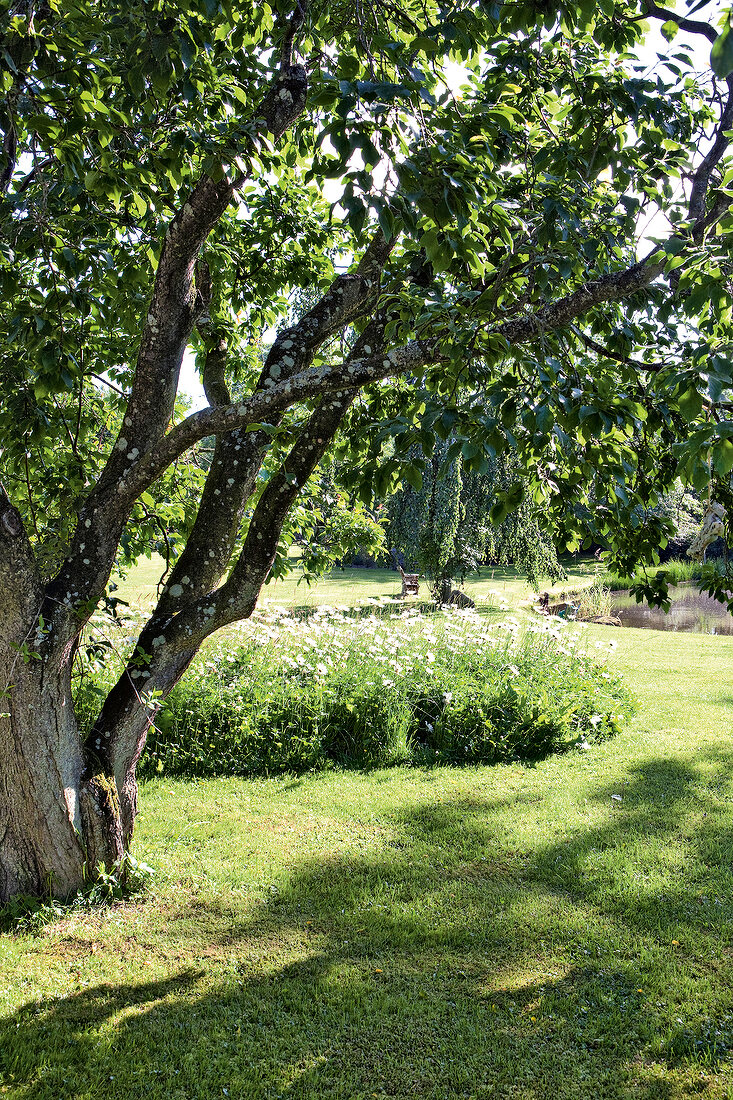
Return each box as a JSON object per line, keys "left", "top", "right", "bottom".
{"left": 2, "top": 575, "right": 733, "bottom": 1098}
{"left": 112, "top": 553, "right": 600, "bottom": 612}
{"left": 601, "top": 556, "right": 727, "bottom": 592}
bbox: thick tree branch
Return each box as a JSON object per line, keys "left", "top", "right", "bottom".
{"left": 688, "top": 80, "right": 733, "bottom": 230}
{"left": 0, "top": 483, "right": 42, "bottom": 641}
{"left": 46, "top": 13, "right": 311, "bottom": 645}
{"left": 130, "top": 322, "right": 385, "bottom": 661}
{"left": 643, "top": 4, "right": 733, "bottom": 239}
{"left": 82, "top": 231, "right": 395, "bottom": 799}
{"left": 90, "top": 322, "right": 383, "bottom": 806}
{"left": 89, "top": 250, "right": 669, "bottom": 513}
{"left": 134, "top": 228, "right": 395, "bottom": 634}
{"left": 279, "top": 0, "right": 308, "bottom": 70}
{"left": 642, "top": 2, "right": 718, "bottom": 44}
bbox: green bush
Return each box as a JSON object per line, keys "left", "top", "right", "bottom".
{"left": 75, "top": 604, "right": 635, "bottom": 778}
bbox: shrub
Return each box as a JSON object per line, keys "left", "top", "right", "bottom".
{"left": 75, "top": 604, "right": 635, "bottom": 778}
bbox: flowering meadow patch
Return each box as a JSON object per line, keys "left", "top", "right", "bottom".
{"left": 133, "top": 603, "right": 635, "bottom": 778}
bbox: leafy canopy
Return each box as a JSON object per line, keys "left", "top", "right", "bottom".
{"left": 2, "top": 0, "right": 733, "bottom": 600}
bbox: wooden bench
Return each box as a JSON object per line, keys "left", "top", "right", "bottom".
{"left": 398, "top": 566, "right": 420, "bottom": 599}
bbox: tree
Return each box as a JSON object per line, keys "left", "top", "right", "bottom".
{"left": 2, "top": 0, "right": 733, "bottom": 903}
{"left": 386, "top": 445, "right": 564, "bottom": 598}
{"left": 386, "top": 437, "right": 463, "bottom": 600}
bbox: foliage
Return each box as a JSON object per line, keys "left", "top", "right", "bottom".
{"left": 575, "top": 578, "right": 614, "bottom": 621}
{"left": 4, "top": 0, "right": 733, "bottom": 597}
{"left": 387, "top": 447, "right": 564, "bottom": 596}
{"left": 6, "top": 0, "right": 733, "bottom": 903}
{"left": 73, "top": 606, "right": 634, "bottom": 778}
{"left": 284, "top": 464, "right": 386, "bottom": 581}
{"left": 0, "top": 853, "right": 154, "bottom": 933}
{"left": 386, "top": 438, "right": 463, "bottom": 599}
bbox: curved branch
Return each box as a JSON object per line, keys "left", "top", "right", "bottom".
{"left": 689, "top": 80, "right": 733, "bottom": 229}
{"left": 46, "top": 27, "right": 312, "bottom": 644}
{"left": 92, "top": 321, "right": 384, "bottom": 796}
{"left": 110, "top": 250, "right": 671, "bottom": 503}
{"left": 643, "top": 2, "right": 718, "bottom": 44}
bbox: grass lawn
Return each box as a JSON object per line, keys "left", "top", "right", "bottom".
{"left": 112, "top": 553, "right": 600, "bottom": 612}
{"left": 1, "top": 570, "right": 732, "bottom": 1099}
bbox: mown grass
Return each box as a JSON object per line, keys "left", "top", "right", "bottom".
{"left": 2, "top": 576, "right": 732, "bottom": 1098}
{"left": 112, "top": 552, "right": 600, "bottom": 612}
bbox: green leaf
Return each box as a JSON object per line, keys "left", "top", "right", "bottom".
{"left": 713, "top": 437, "right": 733, "bottom": 476}
{"left": 711, "top": 22, "right": 733, "bottom": 79}
{"left": 131, "top": 193, "right": 148, "bottom": 219}
{"left": 404, "top": 465, "right": 423, "bottom": 491}
{"left": 678, "top": 386, "right": 703, "bottom": 422}
{"left": 377, "top": 205, "right": 395, "bottom": 243}
{"left": 490, "top": 498, "right": 509, "bottom": 526}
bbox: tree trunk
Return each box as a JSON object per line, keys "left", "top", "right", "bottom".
{"left": 0, "top": 655, "right": 123, "bottom": 906}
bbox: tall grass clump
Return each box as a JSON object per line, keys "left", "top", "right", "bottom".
{"left": 575, "top": 578, "right": 613, "bottom": 620}
{"left": 602, "top": 557, "right": 728, "bottom": 592}
{"left": 114, "top": 604, "right": 635, "bottom": 778}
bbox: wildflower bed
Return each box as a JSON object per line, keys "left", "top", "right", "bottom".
{"left": 132, "top": 603, "right": 634, "bottom": 778}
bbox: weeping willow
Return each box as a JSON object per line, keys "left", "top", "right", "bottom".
{"left": 386, "top": 444, "right": 564, "bottom": 597}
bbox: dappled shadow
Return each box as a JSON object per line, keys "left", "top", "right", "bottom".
{"left": 3, "top": 752, "right": 733, "bottom": 1098}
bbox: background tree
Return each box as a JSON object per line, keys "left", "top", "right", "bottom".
{"left": 386, "top": 438, "right": 462, "bottom": 601}
{"left": 3, "top": 0, "right": 733, "bottom": 903}
{"left": 386, "top": 447, "right": 564, "bottom": 598}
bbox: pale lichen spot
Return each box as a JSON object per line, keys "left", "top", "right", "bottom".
{"left": 169, "top": 584, "right": 184, "bottom": 598}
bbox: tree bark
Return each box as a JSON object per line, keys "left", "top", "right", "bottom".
{"left": 0, "top": 646, "right": 131, "bottom": 906}
{"left": 1, "top": 656, "right": 81, "bottom": 904}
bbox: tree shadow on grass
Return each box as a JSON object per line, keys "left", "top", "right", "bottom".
{"left": 2, "top": 753, "right": 733, "bottom": 1099}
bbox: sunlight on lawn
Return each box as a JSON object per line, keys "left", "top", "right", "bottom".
{"left": 4, "top": 561, "right": 732, "bottom": 1100}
